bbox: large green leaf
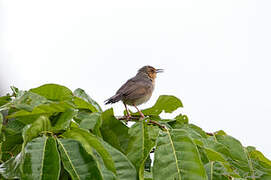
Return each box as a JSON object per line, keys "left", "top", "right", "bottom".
{"left": 126, "top": 120, "right": 159, "bottom": 179}
{"left": 52, "top": 109, "right": 77, "bottom": 131}
{"left": 57, "top": 138, "right": 103, "bottom": 180}
{"left": 8, "top": 101, "right": 73, "bottom": 118}
{"left": 9, "top": 115, "right": 41, "bottom": 125}
{"left": 213, "top": 135, "right": 256, "bottom": 179}
{"left": 62, "top": 127, "right": 116, "bottom": 174}
{"left": 101, "top": 140, "right": 137, "bottom": 180}
{"left": 73, "top": 88, "right": 102, "bottom": 112}
{"left": 203, "top": 147, "right": 227, "bottom": 163}
{"left": 78, "top": 111, "right": 102, "bottom": 136}
{"left": 153, "top": 129, "right": 208, "bottom": 180}
{"left": 0, "top": 152, "right": 22, "bottom": 179}
{"left": 63, "top": 128, "right": 137, "bottom": 180}
{"left": 73, "top": 97, "right": 98, "bottom": 113}
{"left": 215, "top": 135, "right": 247, "bottom": 162}
{"left": 12, "top": 91, "right": 49, "bottom": 111}
{"left": 22, "top": 115, "right": 51, "bottom": 144}
{"left": 247, "top": 146, "right": 271, "bottom": 167}
{"left": 139, "top": 95, "right": 183, "bottom": 116}
{"left": 246, "top": 146, "right": 271, "bottom": 180}
{"left": 100, "top": 108, "right": 129, "bottom": 153}
{"left": 30, "top": 84, "right": 73, "bottom": 101}
{"left": 92, "top": 149, "right": 118, "bottom": 180}
{"left": 21, "top": 136, "right": 60, "bottom": 180}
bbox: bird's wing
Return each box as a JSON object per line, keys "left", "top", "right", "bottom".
{"left": 116, "top": 77, "right": 152, "bottom": 100}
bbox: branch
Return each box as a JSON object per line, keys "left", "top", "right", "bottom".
{"left": 117, "top": 116, "right": 166, "bottom": 130}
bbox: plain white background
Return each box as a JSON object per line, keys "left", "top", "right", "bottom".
{"left": 1, "top": 0, "right": 271, "bottom": 158}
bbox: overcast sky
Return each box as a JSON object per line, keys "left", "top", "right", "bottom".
{"left": 1, "top": 0, "right": 271, "bottom": 158}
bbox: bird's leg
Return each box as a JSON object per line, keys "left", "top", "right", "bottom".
{"left": 123, "top": 103, "right": 131, "bottom": 119}
{"left": 133, "top": 104, "right": 145, "bottom": 118}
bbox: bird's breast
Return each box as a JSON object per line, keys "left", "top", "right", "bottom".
{"left": 131, "top": 84, "right": 154, "bottom": 106}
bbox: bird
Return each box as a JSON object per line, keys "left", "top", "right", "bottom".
{"left": 105, "top": 65, "right": 163, "bottom": 118}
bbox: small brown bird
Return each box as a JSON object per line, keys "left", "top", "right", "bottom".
{"left": 105, "top": 65, "right": 163, "bottom": 118}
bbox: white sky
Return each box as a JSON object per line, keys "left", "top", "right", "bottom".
{"left": 1, "top": 0, "right": 271, "bottom": 158}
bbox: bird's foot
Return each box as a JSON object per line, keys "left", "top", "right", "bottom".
{"left": 124, "top": 115, "right": 132, "bottom": 120}
{"left": 139, "top": 112, "right": 145, "bottom": 119}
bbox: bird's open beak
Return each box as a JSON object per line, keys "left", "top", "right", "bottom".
{"left": 156, "top": 69, "right": 164, "bottom": 73}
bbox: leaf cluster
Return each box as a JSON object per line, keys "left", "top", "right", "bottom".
{"left": 0, "top": 84, "right": 270, "bottom": 180}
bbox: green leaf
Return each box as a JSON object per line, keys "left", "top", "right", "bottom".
{"left": 57, "top": 138, "right": 103, "bottom": 180}
{"left": 8, "top": 101, "right": 73, "bottom": 118}
{"left": 214, "top": 130, "right": 227, "bottom": 136}
{"left": 22, "top": 115, "right": 51, "bottom": 144}
{"left": 74, "top": 88, "right": 102, "bottom": 112}
{"left": 247, "top": 146, "right": 271, "bottom": 166}
{"left": 202, "top": 139, "right": 232, "bottom": 159}
{"left": 73, "top": 97, "right": 97, "bottom": 113}
{"left": 181, "top": 124, "right": 207, "bottom": 141}
{"left": 153, "top": 129, "right": 208, "bottom": 180}
{"left": 30, "top": 84, "right": 73, "bottom": 101}
{"left": 21, "top": 136, "right": 60, "bottom": 180}
{"left": 246, "top": 147, "right": 271, "bottom": 179}
{"left": 215, "top": 135, "right": 247, "bottom": 162}
{"left": 211, "top": 135, "right": 269, "bottom": 179}
{"left": 100, "top": 108, "right": 129, "bottom": 153}
{"left": 168, "top": 114, "right": 189, "bottom": 129}
{"left": 0, "top": 95, "right": 12, "bottom": 107}
{"left": 78, "top": 112, "right": 102, "bottom": 137}
{"left": 0, "top": 152, "right": 22, "bottom": 179}
{"left": 92, "top": 150, "right": 118, "bottom": 180}
{"left": 52, "top": 109, "right": 77, "bottom": 131}
{"left": 6, "top": 118, "right": 26, "bottom": 134}
{"left": 12, "top": 91, "right": 49, "bottom": 111}
{"left": 204, "top": 147, "right": 227, "bottom": 163}
{"left": 101, "top": 140, "right": 137, "bottom": 180}
{"left": 126, "top": 120, "right": 159, "bottom": 179}
{"left": 11, "top": 115, "right": 41, "bottom": 125}
{"left": 1, "top": 133, "right": 23, "bottom": 161}
{"left": 139, "top": 95, "right": 183, "bottom": 116}
{"left": 205, "top": 161, "right": 241, "bottom": 180}
{"left": 62, "top": 127, "right": 116, "bottom": 174}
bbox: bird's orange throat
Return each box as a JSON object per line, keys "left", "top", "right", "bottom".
{"left": 148, "top": 72, "right": 157, "bottom": 80}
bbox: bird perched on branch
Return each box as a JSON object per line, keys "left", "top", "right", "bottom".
{"left": 105, "top": 65, "right": 163, "bottom": 118}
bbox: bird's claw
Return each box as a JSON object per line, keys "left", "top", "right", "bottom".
{"left": 124, "top": 115, "right": 132, "bottom": 120}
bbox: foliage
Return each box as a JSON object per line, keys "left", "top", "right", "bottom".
{"left": 0, "top": 83, "right": 270, "bottom": 180}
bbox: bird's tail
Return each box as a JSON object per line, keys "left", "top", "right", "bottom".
{"left": 104, "top": 94, "right": 122, "bottom": 105}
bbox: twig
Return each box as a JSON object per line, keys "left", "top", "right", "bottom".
{"left": 117, "top": 116, "right": 141, "bottom": 121}
{"left": 117, "top": 116, "right": 166, "bottom": 130}
{"left": 148, "top": 119, "right": 166, "bottom": 130}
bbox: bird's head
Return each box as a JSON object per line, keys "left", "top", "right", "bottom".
{"left": 137, "top": 65, "right": 164, "bottom": 80}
